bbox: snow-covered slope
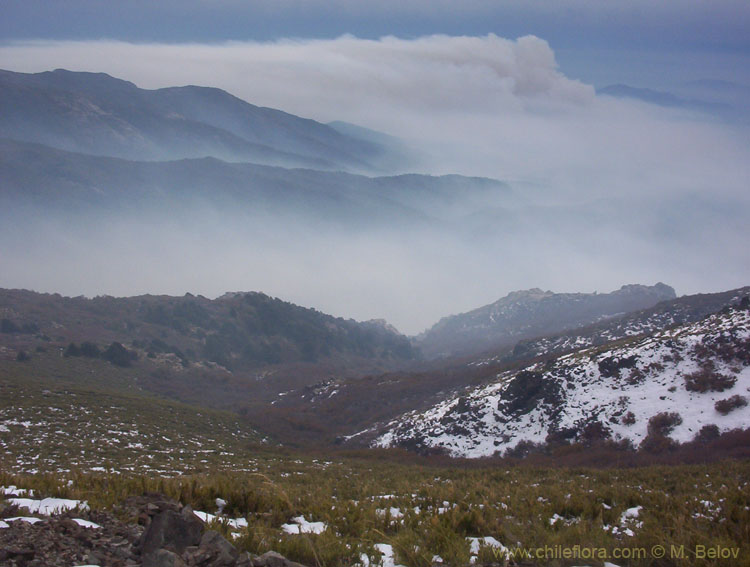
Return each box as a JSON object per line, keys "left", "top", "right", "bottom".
{"left": 376, "top": 304, "right": 750, "bottom": 457}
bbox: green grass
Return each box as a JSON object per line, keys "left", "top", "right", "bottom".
{"left": 2, "top": 460, "right": 749, "bottom": 567}
{"left": 0, "top": 352, "right": 262, "bottom": 475}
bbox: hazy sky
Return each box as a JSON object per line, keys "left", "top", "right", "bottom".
{"left": 2, "top": 0, "right": 750, "bottom": 86}
{"left": 1, "top": 1, "right": 749, "bottom": 333}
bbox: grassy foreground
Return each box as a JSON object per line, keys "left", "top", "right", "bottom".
{"left": 2, "top": 457, "right": 749, "bottom": 567}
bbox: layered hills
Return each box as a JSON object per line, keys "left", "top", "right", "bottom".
{"left": 0, "top": 138, "right": 511, "bottom": 228}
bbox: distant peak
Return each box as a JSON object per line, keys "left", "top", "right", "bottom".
{"left": 365, "top": 318, "right": 401, "bottom": 335}
{"left": 499, "top": 288, "right": 552, "bottom": 301}
{"left": 616, "top": 283, "right": 676, "bottom": 298}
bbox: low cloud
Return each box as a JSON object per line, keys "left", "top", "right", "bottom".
{"left": 1, "top": 35, "right": 748, "bottom": 333}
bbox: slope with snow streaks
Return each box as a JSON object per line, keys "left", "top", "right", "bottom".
{"left": 375, "top": 306, "right": 750, "bottom": 457}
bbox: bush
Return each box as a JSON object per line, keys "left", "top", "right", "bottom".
{"left": 621, "top": 411, "right": 636, "bottom": 425}
{"left": 683, "top": 366, "right": 736, "bottom": 393}
{"left": 640, "top": 412, "right": 683, "bottom": 454}
{"left": 504, "top": 439, "right": 543, "bottom": 458}
{"left": 598, "top": 355, "right": 637, "bottom": 378}
{"left": 16, "top": 350, "right": 30, "bottom": 362}
{"left": 695, "top": 424, "right": 721, "bottom": 443}
{"left": 103, "top": 342, "right": 137, "bottom": 367}
{"left": 647, "top": 412, "right": 683, "bottom": 436}
{"left": 79, "top": 341, "right": 101, "bottom": 358}
{"left": 640, "top": 433, "right": 678, "bottom": 454}
{"left": 64, "top": 342, "right": 82, "bottom": 357}
{"left": 715, "top": 395, "right": 748, "bottom": 415}
{"left": 1, "top": 318, "right": 20, "bottom": 333}
{"left": 579, "top": 421, "right": 612, "bottom": 444}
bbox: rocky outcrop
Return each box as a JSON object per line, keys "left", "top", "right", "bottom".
{"left": 0, "top": 509, "right": 143, "bottom": 566}
{"left": 0, "top": 493, "right": 309, "bottom": 567}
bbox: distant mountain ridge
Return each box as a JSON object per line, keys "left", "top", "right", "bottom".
{"left": 0, "top": 138, "right": 511, "bottom": 229}
{"left": 417, "top": 283, "right": 677, "bottom": 359}
{"left": 0, "top": 68, "right": 398, "bottom": 172}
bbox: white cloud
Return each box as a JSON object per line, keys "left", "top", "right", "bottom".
{"left": 1, "top": 35, "right": 748, "bottom": 332}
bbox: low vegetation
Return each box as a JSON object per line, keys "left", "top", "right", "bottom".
{"left": 2, "top": 459, "right": 749, "bottom": 567}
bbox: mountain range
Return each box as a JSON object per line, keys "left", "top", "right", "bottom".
{"left": 0, "top": 137, "right": 511, "bottom": 230}
{"left": 0, "top": 68, "right": 400, "bottom": 172}
{"left": 416, "top": 283, "right": 677, "bottom": 359}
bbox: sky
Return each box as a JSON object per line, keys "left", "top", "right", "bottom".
{"left": 1, "top": 1, "right": 750, "bottom": 88}
{"left": 1, "top": 1, "right": 749, "bottom": 333}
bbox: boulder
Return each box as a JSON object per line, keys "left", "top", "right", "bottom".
{"left": 253, "top": 550, "right": 309, "bottom": 567}
{"left": 195, "top": 530, "right": 239, "bottom": 566}
{"left": 140, "top": 506, "right": 204, "bottom": 556}
{"left": 143, "top": 548, "right": 188, "bottom": 567}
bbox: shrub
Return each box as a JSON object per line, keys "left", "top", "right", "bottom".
{"left": 103, "top": 342, "right": 137, "bottom": 367}
{"left": 545, "top": 428, "right": 577, "bottom": 447}
{"left": 499, "top": 370, "right": 562, "bottom": 416}
{"left": 579, "top": 421, "right": 612, "bottom": 444}
{"left": 640, "top": 412, "right": 683, "bottom": 454}
{"left": 683, "top": 366, "right": 736, "bottom": 393}
{"left": 621, "top": 411, "right": 636, "bottom": 426}
{"left": 79, "top": 341, "right": 101, "bottom": 358}
{"left": 64, "top": 342, "right": 82, "bottom": 357}
{"left": 715, "top": 395, "right": 748, "bottom": 415}
{"left": 640, "top": 433, "right": 678, "bottom": 454}
{"left": 647, "top": 412, "right": 683, "bottom": 436}
{"left": 695, "top": 424, "right": 721, "bottom": 443}
{"left": 598, "top": 355, "right": 638, "bottom": 378}
{"left": 1, "top": 318, "right": 20, "bottom": 333}
{"left": 16, "top": 350, "right": 30, "bottom": 362}
{"left": 504, "top": 439, "right": 543, "bottom": 458}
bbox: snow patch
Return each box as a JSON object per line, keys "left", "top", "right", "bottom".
{"left": 281, "top": 515, "right": 327, "bottom": 534}
{"left": 7, "top": 497, "right": 88, "bottom": 515}
{"left": 374, "top": 543, "right": 406, "bottom": 567}
{"left": 72, "top": 518, "right": 102, "bottom": 529}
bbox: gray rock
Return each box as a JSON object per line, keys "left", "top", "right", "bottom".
{"left": 252, "top": 550, "right": 309, "bottom": 567}
{"left": 143, "top": 548, "right": 188, "bottom": 567}
{"left": 140, "top": 507, "right": 204, "bottom": 556}
{"left": 197, "top": 530, "right": 239, "bottom": 565}
{"left": 236, "top": 552, "right": 254, "bottom": 567}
